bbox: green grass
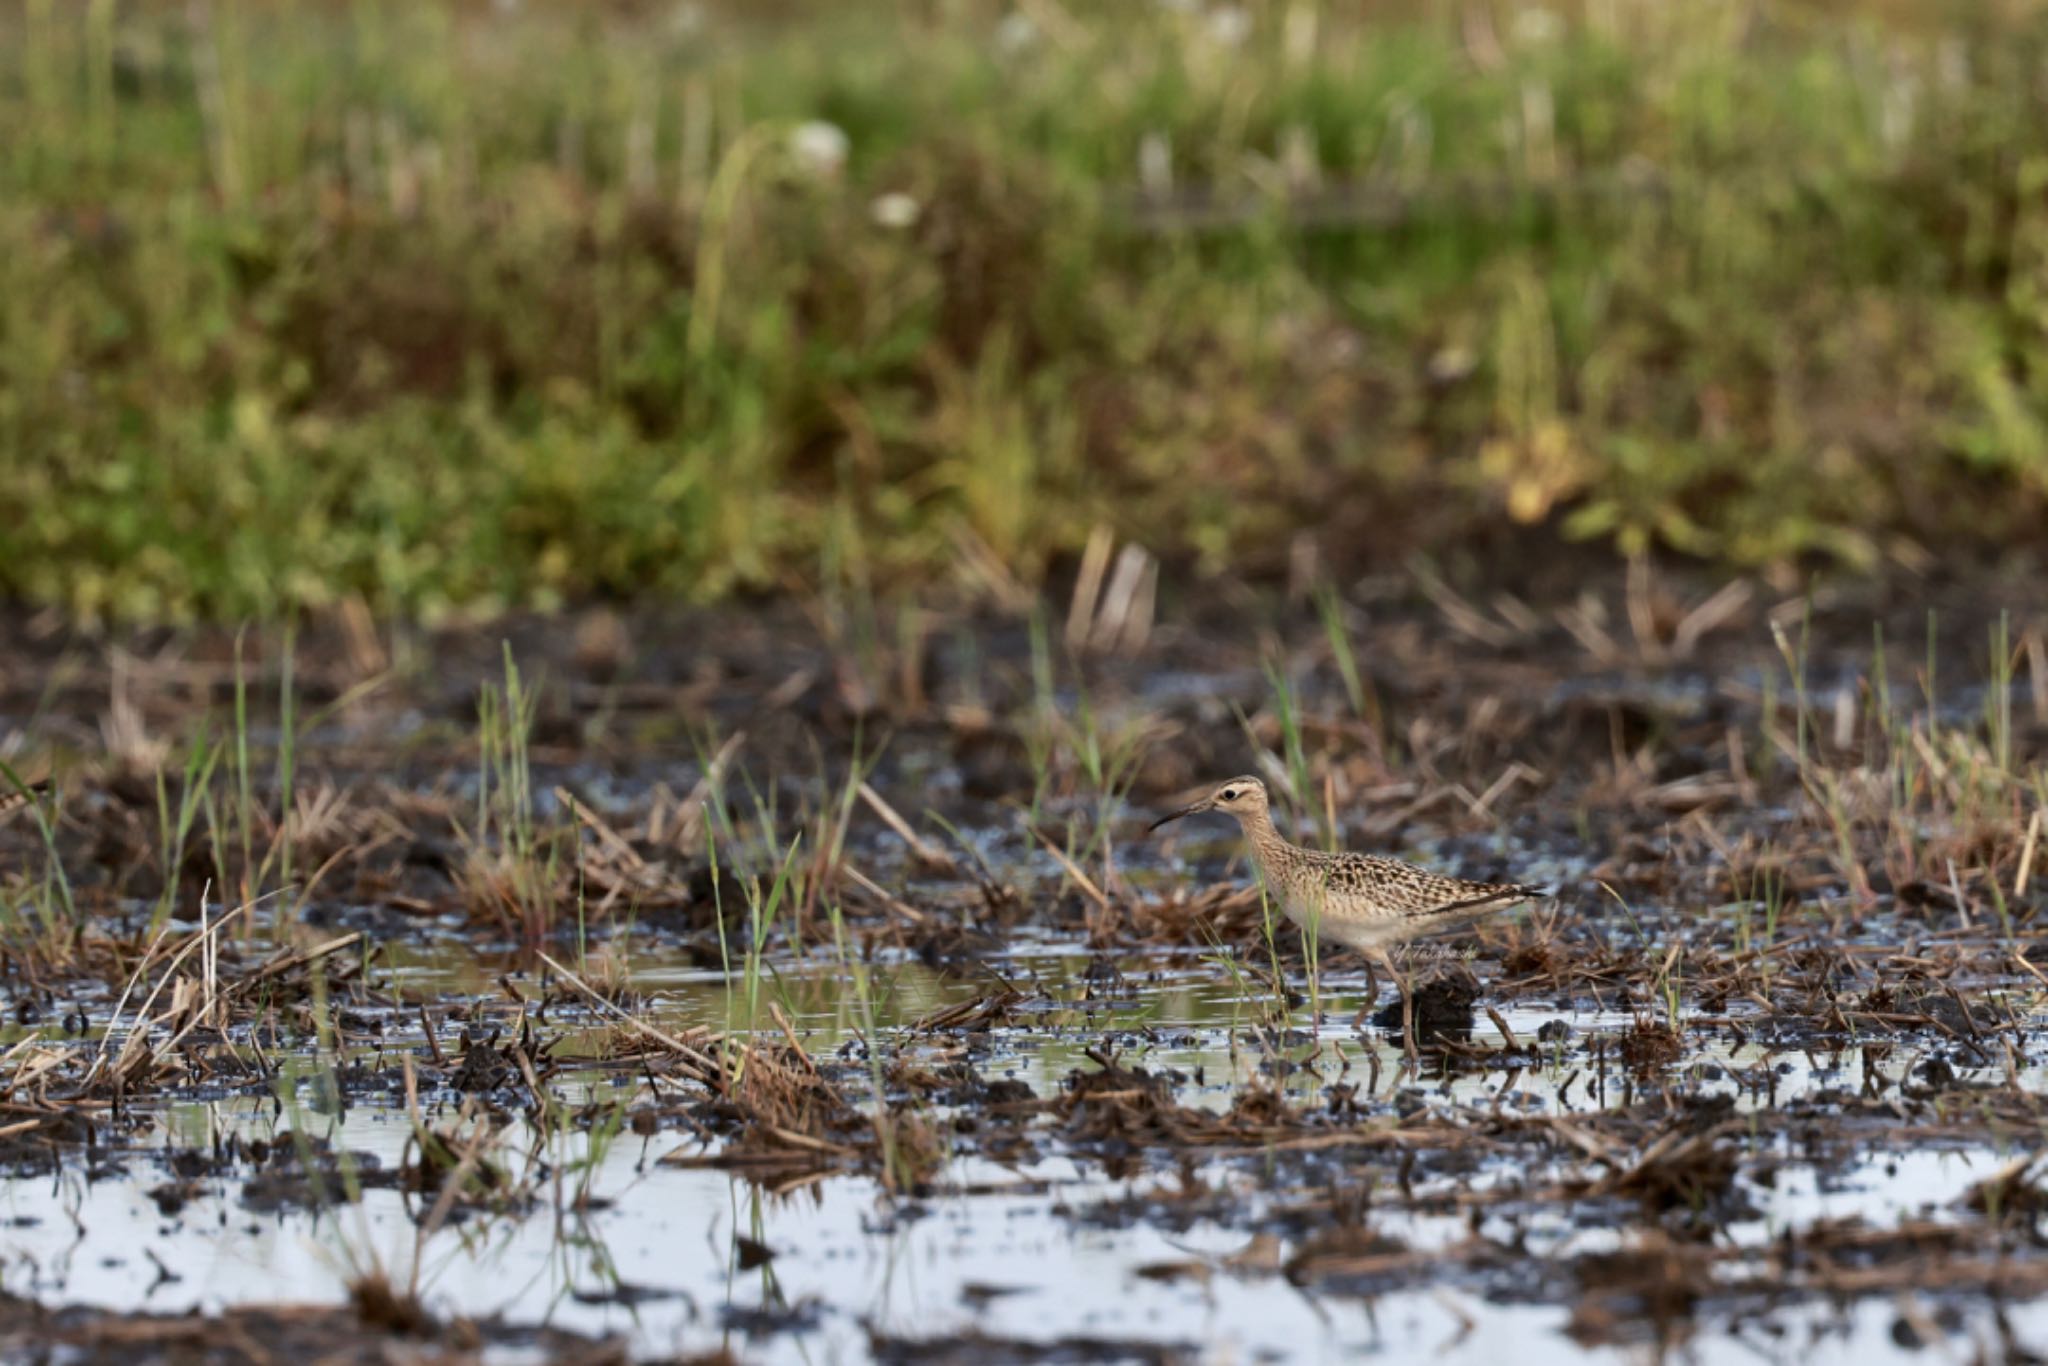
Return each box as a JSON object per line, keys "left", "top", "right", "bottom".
{"left": 6, "top": 0, "right": 2048, "bottom": 622}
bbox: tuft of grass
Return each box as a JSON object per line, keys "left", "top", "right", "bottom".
{"left": 0, "top": 761, "right": 74, "bottom": 954}
{"left": 1315, "top": 586, "right": 1380, "bottom": 739}
{"left": 1759, "top": 607, "right": 2043, "bottom": 911}
{"left": 461, "top": 646, "right": 566, "bottom": 945}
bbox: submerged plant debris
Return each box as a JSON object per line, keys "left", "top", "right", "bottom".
{"left": 0, "top": 562, "right": 2045, "bottom": 1361}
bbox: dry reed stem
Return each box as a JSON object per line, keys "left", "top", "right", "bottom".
{"left": 536, "top": 951, "right": 727, "bottom": 1092}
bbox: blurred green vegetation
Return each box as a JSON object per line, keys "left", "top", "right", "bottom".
{"left": 5, "top": 0, "right": 2048, "bottom": 620}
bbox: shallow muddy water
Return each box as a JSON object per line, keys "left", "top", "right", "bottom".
{"left": 14, "top": 1113, "right": 2032, "bottom": 1364}
{"left": 1, "top": 578, "right": 2045, "bottom": 1360}
{"left": 7, "top": 934, "right": 2048, "bottom": 1363}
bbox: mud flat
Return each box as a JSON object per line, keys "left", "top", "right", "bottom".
{"left": 1, "top": 566, "right": 2045, "bottom": 1362}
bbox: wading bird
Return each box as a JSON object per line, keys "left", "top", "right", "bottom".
{"left": 1149, "top": 775, "right": 1547, "bottom": 1059}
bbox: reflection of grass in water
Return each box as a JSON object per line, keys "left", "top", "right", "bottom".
{"left": 827, "top": 896, "right": 924, "bottom": 1192}
{"left": 266, "top": 975, "right": 434, "bottom": 1322}
{"left": 707, "top": 820, "right": 803, "bottom": 1076}
{"left": 1198, "top": 912, "right": 1286, "bottom": 1075}
{"left": 522, "top": 946, "right": 1285, "bottom": 1086}
{"left": 378, "top": 935, "right": 974, "bottom": 1044}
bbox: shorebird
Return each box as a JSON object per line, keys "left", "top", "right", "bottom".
{"left": 1149, "top": 775, "right": 1546, "bottom": 1058}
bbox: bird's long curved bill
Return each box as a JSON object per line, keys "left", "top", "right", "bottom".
{"left": 1147, "top": 799, "right": 1211, "bottom": 833}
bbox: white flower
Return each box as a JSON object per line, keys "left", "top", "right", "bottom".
{"left": 870, "top": 192, "right": 921, "bottom": 229}
{"left": 788, "top": 120, "right": 849, "bottom": 178}
{"left": 995, "top": 12, "right": 1038, "bottom": 55}
{"left": 1207, "top": 6, "right": 1250, "bottom": 48}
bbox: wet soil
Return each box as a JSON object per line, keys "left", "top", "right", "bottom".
{"left": 0, "top": 563, "right": 2045, "bottom": 1362}
{"left": 0, "top": 1288, "right": 643, "bottom": 1365}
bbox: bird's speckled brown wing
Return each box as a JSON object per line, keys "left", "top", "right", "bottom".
{"left": 1315, "top": 851, "right": 1545, "bottom": 921}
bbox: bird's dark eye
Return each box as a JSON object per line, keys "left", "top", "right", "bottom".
{"left": 1220, "top": 788, "right": 1238, "bottom": 801}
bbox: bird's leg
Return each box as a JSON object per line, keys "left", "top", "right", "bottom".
{"left": 1378, "top": 947, "right": 1419, "bottom": 1066}
{"left": 1349, "top": 947, "right": 1382, "bottom": 1030}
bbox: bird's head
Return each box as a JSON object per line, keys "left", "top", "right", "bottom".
{"left": 1147, "top": 775, "right": 1270, "bottom": 832}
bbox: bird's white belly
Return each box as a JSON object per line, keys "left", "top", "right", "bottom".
{"left": 1278, "top": 889, "right": 1530, "bottom": 951}
{"left": 1277, "top": 894, "right": 1407, "bottom": 950}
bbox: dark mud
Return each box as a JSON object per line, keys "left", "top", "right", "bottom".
{"left": 0, "top": 1290, "right": 642, "bottom": 1365}
{"left": 0, "top": 563, "right": 2045, "bottom": 1361}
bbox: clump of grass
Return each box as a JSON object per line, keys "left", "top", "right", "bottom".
{"left": 0, "top": 762, "right": 76, "bottom": 964}
{"left": 347, "top": 1271, "right": 436, "bottom": 1339}
{"left": 1762, "top": 606, "right": 2044, "bottom": 913}
{"left": 461, "top": 647, "right": 569, "bottom": 946}
{"left": 714, "top": 831, "right": 802, "bottom": 1056}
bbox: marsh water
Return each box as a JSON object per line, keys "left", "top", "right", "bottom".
{"left": 2, "top": 577, "right": 2046, "bottom": 1361}
{"left": 11, "top": 940, "right": 2045, "bottom": 1363}
{"left": 5, "top": 908, "right": 2046, "bottom": 1363}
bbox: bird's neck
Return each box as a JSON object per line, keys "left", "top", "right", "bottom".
{"left": 1238, "top": 808, "right": 1295, "bottom": 869}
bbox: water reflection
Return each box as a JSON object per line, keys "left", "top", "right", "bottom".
{"left": 0, "top": 930, "right": 2037, "bottom": 1361}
